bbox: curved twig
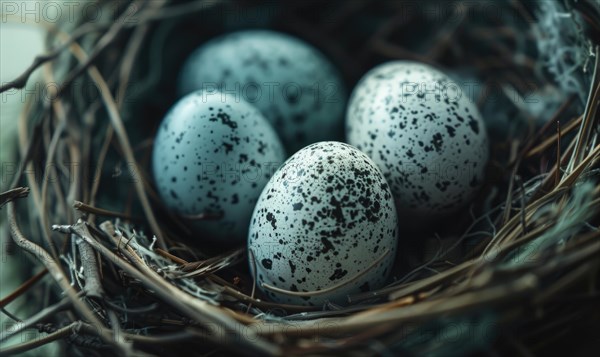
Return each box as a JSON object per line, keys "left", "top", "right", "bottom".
{"left": 261, "top": 249, "right": 390, "bottom": 298}
{"left": 0, "top": 321, "right": 83, "bottom": 355}
{"left": 0, "top": 187, "right": 30, "bottom": 209}
{"left": 6, "top": 201, "right": 116, "bottom": 348}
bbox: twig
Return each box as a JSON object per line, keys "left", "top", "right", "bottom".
{"left": 518, "top": 176, "right": 528, "bottom": 236}
{"left": 557, "top": 143, "right": 600, "bottom": 188}
{"left": 104, "top": 300, "right": 159, "bottom": 315}
{"left": 525, "top": 115, "right": 581, "bottom": 158}
{"left": 52, "top": 2, "right": 148, "bottom": 100}
{"left": 502, "top": 140, "right": 522, "bottom": 224}
{"left": 6, "top": 201, "right": 116, "bottom": 348}
{"left": 73, "top": 201, "right": 140, "bottom": 221}
{"left": 569, "top": 46, "right": 600, "bottom": 171}
{"left": 106, "top": 309, "right": 134, "bottom": 355}
{"left": 247, "top": 249, "right": 258, "bottom": 313}
{"left": 0, "top": 308, "right": 21, "bottom": 322}
{"left": 0, "top": 19, "right": 110, "bottom": 93}
{"left": 0, "top": 269, "right": 48, "bottom": 308}
{"left": 59, "top": 220, "right": 280, "bottom": 356}
{"left": 75, "top": 236, "right": 104, "bottom": 300}
{"left": 154, "top": 248, "right": 188, "bottom": 265}
{"left": 0, "top": 321, "right": 83, "bottom": 355}
{"left": 217, "top": 284, "right": 320, "bottom": 312}
{"left": 56, "top": 29, "right": 168, "bottom": 249}
{"left": 0, "top": 0, "right": 223, "bottom": 94}
{"left": 86, "top": 125, "right": 113, "bottom": 222}
{"left": 556, "top": 121, "right": 562, "bottom": 186}
{"left": 254, "top": 274, "right": 540, "bottom": 337}
{"left": 0, "top": 297, "right": 73, "bottom": 343}
{"left": 0, "top": 187, "right": 30, "bottom": 209}
{"left": 38, "top": 115, "right": 67, "bottom": 261}
{"left": 261, "top": 249, "right": 390, "bottom": 298}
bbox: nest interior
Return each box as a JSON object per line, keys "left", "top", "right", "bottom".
{"left": 1, "top": 0, "right": 600, "bottom": 356}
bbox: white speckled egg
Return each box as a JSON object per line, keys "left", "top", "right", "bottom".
{"left": 178, "top": 30, "right": 347, "bottom": 154}
{"left": 248, "top": 142, "right": 398, "bottom": 306}
{"left": 346, "top": 61, "right": 489, "bottom": 216}
{"left": 152, "top": 91, "right": 285, "bottom": 244}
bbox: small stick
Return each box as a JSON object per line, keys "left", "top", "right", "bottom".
{"left": 502, "top": 140, "right": 521, "bottom": 224}
{"left": 0, "top": 187, "right": 30, "bottom": 209}
{"left": 154, "top": 248, "right": 189, "bottom": 265}
{"left": 525, "top": 115, "right": 581, "bottom": 158}
{"left": 75, "top": 236, "right": 105, "bottom": 300}
{"left": 0, "top": 307, "right": 21, "bottom": 322}
{"left": 62, "top": 34, "right": 167, "bottom": 249}
{"left": 87, "top": 125, "right": 113, "bottom": 223}
{"left": 8, "top": 202, "right": 115, "bottom": 347}
{"left": 569, "top": 46, "right": 599, "bottom": 170}
{"left": 246, "top": 249, "right": 258, "bottom": 313}
{"left": 66, "top": 220, "right": 280, "bottom": 355}
{"left": 0, "top": 297, "right": 74, "bottom": 343}
{"left": 518, "top": 175, "right": 528, "bottom": 236}
{"left": 0, "top": 268, "right": 48, "bottom": 308}
{"left": 0, "top": 322, "right": 83, "bottom": 355}
{"left": 261, "top": 249, "right": 390, "bottom": 298}
{"left": 73, "top": 200, "right": 140, "bottom": 221}
{"left": 0, "top": 20, "right": 109, "bottom": 93}
{"left": 556, "top": 120, "right": 562, "bottom": 186}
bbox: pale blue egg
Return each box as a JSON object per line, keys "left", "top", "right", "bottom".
{"left": 152, "top": 90, "right": 285, "bottom": 244}
{"left": 248, "top": 142, "right": 398, "bottom": 306}
{"left": 346, "top": 61, "right": 489, "bottom": 217}
{"left": 178, "top": 30, "right": 347, "bottom": 154}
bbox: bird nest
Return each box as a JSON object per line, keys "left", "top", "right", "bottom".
{"left": 1, "top": 0, "right": 599, "bottom": 355}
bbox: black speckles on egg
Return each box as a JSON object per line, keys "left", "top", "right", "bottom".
{"left": 346, "top": 61, "right": 489, "bottom": 216}
{"left": 329, "top": 269, "right": 348, "bottom": 281}
{"left": 209, "top": 111, "right": 238, "bottom": 130}
{"left": 261, "top": 259, "right": 273, "bottom": 270}
{"left": 248, "top": 142, "right": 397, "bottom": 306}
{"left": 467, "top": 115, "right": 480, "bottom": 134}
{"left": 152, "top": 91, "right": 285, "bottom": 244}
{"left": 266, "top": 212, "right": 277, "bottom": 230}
{"left": 177, "top": 30, "right": 347, "bottom": 154}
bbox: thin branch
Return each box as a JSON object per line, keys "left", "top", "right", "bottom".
{"left": 556, "top": 121, "right": 562, "bottom": 186}
{"left": 0, "top": 322, "right": 83, "bottom": 355}
{"left": 56, "top": 220, "right": 280, "bottom": 356}
{"left": 0, "top": 269, "right": 48, "bottom": 308}
{"left": 61, "top": 34, "right": 168, "bottom": 249}
{"left": 569, "top": 46, "right": 600, "bottom": 170}
{"left": 518, "top": 176, "right": 528, "bottom": 236}
{"left": 0, "top": 19, "right": 110, "bottom": 93}
{"left": 74, "top": 200, "right": 140, "bottom": 221}
{"left": 261, "top": 249, "right": 390, "bottom": 298}
{"left": 0, "top": 297, "right": 73, "bottom": 343}
{"left": 0, "top": 187, "right": 30, "bottom": 209}
{"left": 75, "top": 236, "right": 105, "bottom": 300}
{"left": 0, "top": 0, "right": 224, "bottom": 94}
{"left": 6, "top": 201, "right": 116, "bottom": 348}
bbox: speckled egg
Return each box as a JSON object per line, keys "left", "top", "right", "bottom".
{"left": 346, "top": 61, "right": 489, "bottom": 216}
{"left": 178, "top": 30, "right": 347, "bottom": 154}
{"left": 152, "top": 90, "right": 285, "bottom": 244}
{"left": 248, "top": 142, "right": 398, "bottom": 306}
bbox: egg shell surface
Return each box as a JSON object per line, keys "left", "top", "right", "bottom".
{"left": 178, "top": 30, "right": 347, "bottom": 154}
{"left": 248, "top": 141, "right": 398, "bottom": 306}
{"left": 346, "top": 61, "right": 489, "bottom": 216}
{"left": 152, "top": 91, "right": 285, "bottom": 244}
